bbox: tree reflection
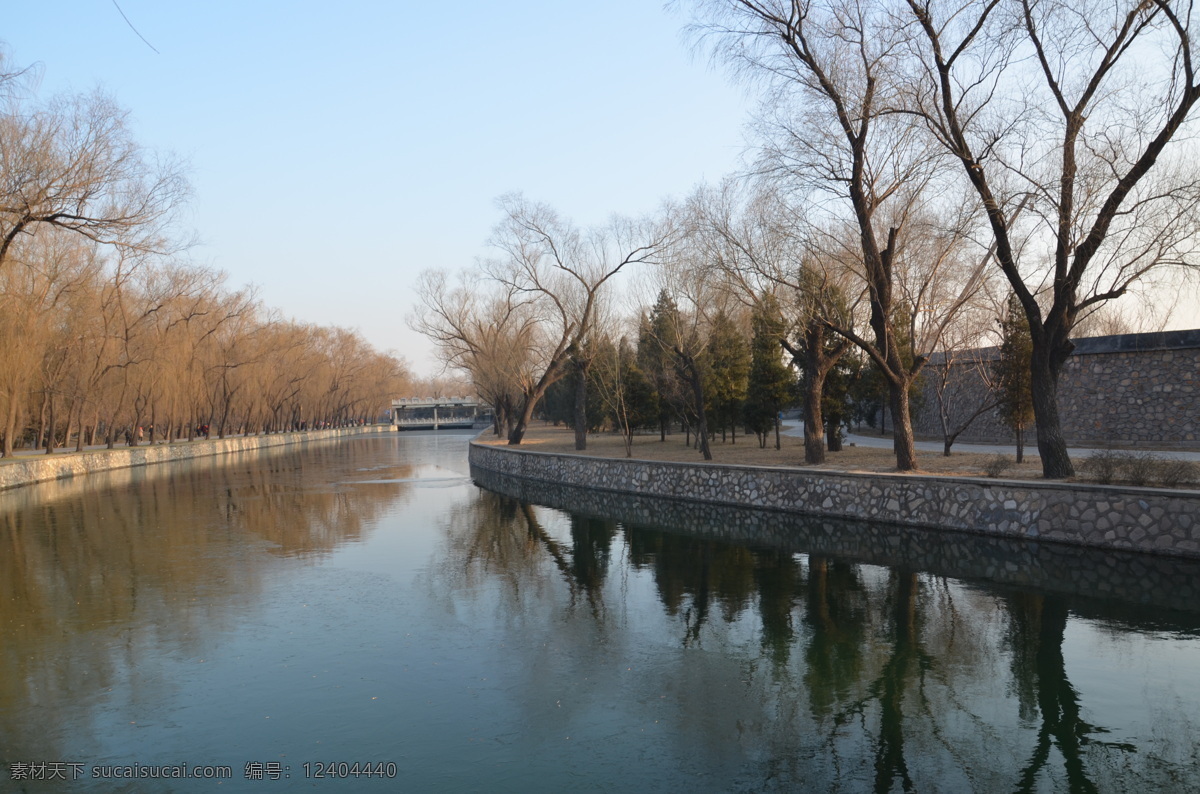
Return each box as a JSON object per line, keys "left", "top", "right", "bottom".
{"left": 451, "top": 481, "right": 1200, "bottom": 790}
{"left": 567, "top": 515, "right": 617, "bottom": 613}
{"left": 871, "top": 570, "right": 928, "bottom": 794}
{"left": 0, "top": 441, "right": 409, "bottom": 763}
{"left": 623, "top": 528, "right": 816, "bottom": 651}
{"left": 803, "top": 557, "right": 868, "bottom": 722}
{"left": 1005, "top": 594, "right": 1104, "bottom": 794}
{"left": 753, "top": 549, "right": 803, "bottom": 666}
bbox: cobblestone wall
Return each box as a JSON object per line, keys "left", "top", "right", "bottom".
{"left": 469, "top": 442, "right": 1200, "bottom": 558}
{"left": 471, "top": 466, "right": 1200, "bottom": 613}
{"left": 913, "top": 329, "right": 1200, "bottom": 448}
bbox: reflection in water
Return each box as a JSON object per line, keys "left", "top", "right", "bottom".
{"left": 1, "top": 436, "right": 1196, "bottom": 792}
{"left": 0, "top": 439, "right": 417, "bottom": 769}
{"left": 464, "top": 470, "right": 1200, "bottom": 792}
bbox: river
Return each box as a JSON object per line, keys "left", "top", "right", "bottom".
{"left": 1, "top": 432, "right": 1197, "bottom": 792}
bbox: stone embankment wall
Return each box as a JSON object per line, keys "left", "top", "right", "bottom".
{"left": 469, "top": 442, "right": 1200, "bottom": 559}
{"left": 472, "top": 466, "right": 1200, "bottom": 613}
{"left": 912, "top": 328, "right": 1200, "bottom": 448}
{"left": 0, "top": 426, "right": 392, "bottom": 492}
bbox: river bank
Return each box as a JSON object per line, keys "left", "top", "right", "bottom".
{"left": 0, "top": 426, "right": 393, "bottom": 493}
{"left": 470, "top": 427, "right": 1200, "bottom": 559}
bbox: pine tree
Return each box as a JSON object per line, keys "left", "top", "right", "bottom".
{"left": 703, "top": 310, "right": 751, "bottom": 444}
{"left": 994, "top": 294, "right": 1035, "bottom": 463}
{"left": 744, "top": 297, "right": 794, "bottom": 450}
{"left": 637, "top": 291, "right": 684, "bottom": 441}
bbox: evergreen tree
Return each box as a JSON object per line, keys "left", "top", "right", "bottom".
{"left": 539, "top": 341, "right": 606, "bottom": 445}
{"left": 540, "top": 377, "right": 574, "bottom": 426}
{"left": 703, "top": 310, "right": 751, "bottom": 443}
{"left": 744, "top": 297, "right": 794, "bottom": 449}
{"left": 614, "top": 337, "right": 657, "bottom": 436}
{"left": 637, "top": 291, "right": 684, "bottom": 441}
{"left": 994, "top": 294, "right": 1035, "bottom": 463}
{"left": 846, "top": 351, "right": 888, "bottom": 433}
{"left": 844, "top": 305, "right": 925, "bottom": 440}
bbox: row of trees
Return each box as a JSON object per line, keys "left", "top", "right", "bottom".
{"left": 537, "top": 291, "right": 799, "bottom": 459}
{"left": 414, "top": 178, "right": 1011, "bottom": 464}
{"left": 416, "top": 0, "right": 1200, "bottom": 478}
{"left": 0, "top": 54, "right": 409, "bottom": 455}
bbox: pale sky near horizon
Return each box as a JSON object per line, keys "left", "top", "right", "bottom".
{"left": 5, "top": 1, "right": 753, "bottom": 378}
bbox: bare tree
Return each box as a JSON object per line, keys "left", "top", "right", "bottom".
{"left": 904, "top": 0, "right": 1200, "bottom": 476}
{"left": 686, "top": 0, "right": 944, "bottom": 470}
{"left": 926, "top": 301, "right": 1001, "bottom": 455}
{"left": 0, "top": 77, "right": 189, "bottom": 274}
{"left": 410, "top": 269, "right": 540, "bottom": 439}
{"left": 638, "top": 202, "right": 753, "bottom": 461}
{"left": 482, "top": 195, "right": 672, "bottom": 445}
{"left": 692, "top": 181, "right": 856, "bottom": 463}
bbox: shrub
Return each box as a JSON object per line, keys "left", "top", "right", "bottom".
{"left": 1079, "top": 450, "right": 1124, "bottom": 484}
{"left": 1121, "top": 451, "right": 1159, "bottom": 487}
{"left": 1156, "top": 459, "right": 1200, "bottom": 488}
{"left": 983, "top": 454, "right": 1015, "bottom": 478}
{"left": 1079, "top": 450, "right": 1199, "bottom": 488}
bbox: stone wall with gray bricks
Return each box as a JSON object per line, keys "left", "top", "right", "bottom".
{"left": 469, "top": 441, "right": 1200, "bottom": 559}
{"left": 913, "top": 328, "right": 1200, "bottom": 448}
{"left": 0, "top": 426, "right": 392, "bottom": 493}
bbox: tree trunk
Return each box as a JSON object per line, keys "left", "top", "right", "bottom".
{"left": 508, "top": 358, "right": 572, "bottom": 446}
{"left": 676, "top": 353, "right": 712, "bottom": 461}
{"left": 826, "top": 413, "right": 843, "bottom": 452}
{"left": 37, "top": 391, "right": 50, "bottom": 452}
{"left": 44, "top": 396, "right": 56, "bottom": 454}
{"left": 3, "top": 396, "right": 20, "bottom": 457}
{"left": 939, "top": 386, "right": 953, "bottom": 457}
{"left": 508, "top": 389, "right": 544, "bottom": 445}
{"left": 803, "top": 367, "right": 827, "bottom": 464}
{"left": 689, "top": 393, "right": 712, "bottom": 461}
{"left": 1016, "top": 425, "right": 1025, "bottom": 465}
{"left": 75, "top": 404, "right": 86, "bottom": 452}
{"left": 888, "top": 382, "right": 918, "bottom": 471}
{"left": 573, "top": 359, "right": 588, "bottom": 451}
{"left": 1029, "top": 344, "right": 1073, "bottom": 477}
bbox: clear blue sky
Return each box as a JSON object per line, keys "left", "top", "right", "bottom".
{"left": 5, "top": 1, "right": 752, "bottom": 377}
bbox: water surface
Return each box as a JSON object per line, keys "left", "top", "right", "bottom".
{"left": 2, "top": 434, "right": 1198, "bottom": 792}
